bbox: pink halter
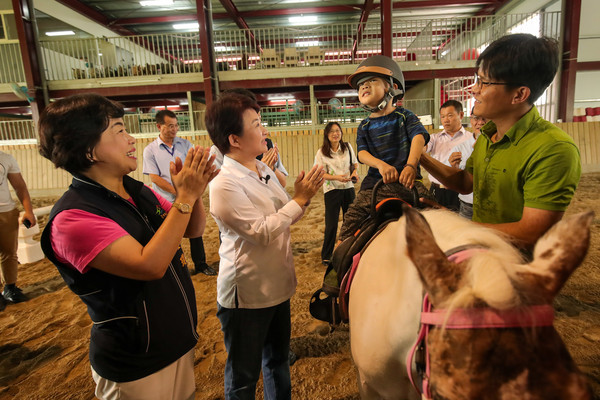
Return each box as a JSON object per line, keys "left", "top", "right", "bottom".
{"left": 406, "top": 247, "right": 555, "bottom": 400}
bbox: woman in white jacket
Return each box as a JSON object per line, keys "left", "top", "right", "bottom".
{"left": 206, "top": 93, "right": 323, "bottom": 400}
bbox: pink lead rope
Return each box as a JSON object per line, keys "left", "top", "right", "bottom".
{"left": 406, "top": 248, "right": 555, "bottom": 399}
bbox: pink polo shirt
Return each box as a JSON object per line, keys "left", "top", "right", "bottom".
{"left": 51, "top": 188, "right": 171, "bottom": 274}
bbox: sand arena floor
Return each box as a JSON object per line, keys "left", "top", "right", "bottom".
{"left": 0, "top": 173, "right": 599, "bottom": 400}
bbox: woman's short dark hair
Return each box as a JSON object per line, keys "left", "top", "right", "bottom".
{"left": 38, "top": 93, "right": 124, "bottom": 174}
{"left": 476, "top": 34, "right": 559, "bottom": 105}
{"left": 321, "top": 122, "right": 348, "bottom": 158}
{"left": 205, "top": 93, "right": 260, "bottom": 155}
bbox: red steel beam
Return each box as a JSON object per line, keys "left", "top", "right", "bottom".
{"left": 217, "top": 0, "right": 260, "bottom": 53}
{"left": 117, "top": 1, "right": 497, "bottom": 26}
{"left": 577, "top": 61, "right": 600, "bottom": 72}
{"left": 50, "top": 82, "right": 206, "bottom": 99}
{"left": 117, "top": 6, "right": 358, "bottom": 26}
{"left": 435, "top": 0, "right": 511, "bottom": 58}
{"left": 196, "top": 0, "right": 216, "bottom": 105}
{"left": 381, "top": 0, "right": 393, "bottom": 57}
{"left": 351, "top": 0, "right": 375, "bottom": 61}
{"left": 55, "top": 0, "right": 135, "bottom": 36}
{"left": 393, "top": 0, "right": 494, "bottom": 9}
{"left": 11, "top": 0, "right": 45, "bottom": 119}
{"left": 558, "top": 0, "right": 581, "bottom": 122}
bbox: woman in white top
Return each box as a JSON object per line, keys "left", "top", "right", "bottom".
{"left": 313, "top": 122, "right": 359, "bottom": 264}
{"left": 206, "top": 93, "right": 323, "bottom": 400}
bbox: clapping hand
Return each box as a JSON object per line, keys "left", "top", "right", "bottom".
{"left": 448, "top": 151, "right": 462, "bottom": 168}
{"left": 170, "top": 146, "right": 218, "bottom": 201}
{"left": 261, "top": 147, "right": 279, "bottom": 170}
{"left": 293, "top": 165, "right": 325, "bottom": 207}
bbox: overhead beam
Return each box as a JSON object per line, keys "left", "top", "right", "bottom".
{"left": 351, "top": 0, "right": 375, "bottom": 61}
{"left": 54, "top": 0, "right": 135, "bottom": 36}
{"left": 217, "top": 0, "right": 260, "bottom": 53}
{"left": 577, "top": 61, "right": 600, "bottom": 72}
{"left": 116, "top": 6, "right": 358, "bottom": 26}
{"left": 117, "top": 1, "right": 498, "bottom": 26}
{"left": 393, "top": 0, "right": 494, "bottom": 9}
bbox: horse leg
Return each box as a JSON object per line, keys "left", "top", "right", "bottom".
{"left": 356, "top": 368, "right": 381, "bottom": 400}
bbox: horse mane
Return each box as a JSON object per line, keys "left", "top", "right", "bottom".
{"left": 422, "top": 210, "right": 527, "bottom": 313}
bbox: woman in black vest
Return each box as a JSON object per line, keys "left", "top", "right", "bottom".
{"left": 38, "top": 94, "right": 217, "bottom": 400}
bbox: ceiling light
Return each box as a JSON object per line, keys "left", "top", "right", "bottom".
{"left": 140, "top": 0, "right": 173, "bottom": 6}
{"left": 173, "top": 22, "right": 199, "bottom": 30}
{"left": 45, "top": 30, "right": 75, "bottom": 36}
{"left": 289, "top": 16, "right": 317, "bottom": 24}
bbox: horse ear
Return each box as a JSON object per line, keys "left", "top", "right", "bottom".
{"left": 518, "top": 211, "right": 594, "bottom": 302}
{"left": 403, "top": 205, "right": 463, "bottom": 305}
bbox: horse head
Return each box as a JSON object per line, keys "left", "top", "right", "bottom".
{"left": 404, "top": 206, "right": 594, "bottom": 400}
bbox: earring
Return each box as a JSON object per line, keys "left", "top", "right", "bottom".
{"left": 87, "top": 152, "right": 95, "bottom": 163}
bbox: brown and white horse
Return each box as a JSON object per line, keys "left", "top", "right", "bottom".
{"left": 349, "top": 207, "right": 593, "bottom": 399}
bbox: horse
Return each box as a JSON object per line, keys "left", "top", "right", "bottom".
{"left": 349, "top": 206, "right": 594, "bottom": 399}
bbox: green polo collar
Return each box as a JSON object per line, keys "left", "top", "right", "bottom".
{"left": 480, "top": 106, "right": 541, "bottom": 146}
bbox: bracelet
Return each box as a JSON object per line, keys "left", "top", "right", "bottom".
{"left": 404, "top": 163, "right": 416, "bottom": 171}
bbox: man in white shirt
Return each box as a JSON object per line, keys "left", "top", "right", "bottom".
{"left": 143, "top": 110, "right": 216, "bottom": 275}
{"left": 1, "top": 151, "right": 35, "bottom": 308}
{"left": 425, "top": 100, "right": 474, "bottom": 211}
{"left": 448, "top": 108, "right": 486, "bottom": 219}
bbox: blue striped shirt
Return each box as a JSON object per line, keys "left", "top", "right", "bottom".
{"left": 357, "top": 107, "right": 429, "bottom": 189}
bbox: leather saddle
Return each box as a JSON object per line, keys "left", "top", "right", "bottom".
{"left": 309, "top": 180, "right": 419, "bottom": 324}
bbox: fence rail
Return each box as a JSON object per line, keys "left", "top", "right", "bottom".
{"left": 0, "top": 41, "right": 26, "bottom": 83}
{"left": 2, "top": 122, "right": 599, "bottom": 195}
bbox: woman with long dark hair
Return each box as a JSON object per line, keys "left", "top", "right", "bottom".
{"left": 313, "top": 122, "right": 359, "bottom": 264}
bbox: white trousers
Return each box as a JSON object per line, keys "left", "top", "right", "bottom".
{"left": 92, "top": 349, "right": 195, "bottom": 400}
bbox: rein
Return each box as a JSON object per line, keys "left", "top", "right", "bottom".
{"left": 406, "top": 246, "right": 555, "bottom": 400}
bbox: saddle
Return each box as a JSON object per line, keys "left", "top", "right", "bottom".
{"left": 309, "top": 180, "right": 419, "bottom": 325}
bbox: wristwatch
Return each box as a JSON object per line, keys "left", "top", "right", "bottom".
{"left": 172, "top": 202, "right": 192, "bottom": 214}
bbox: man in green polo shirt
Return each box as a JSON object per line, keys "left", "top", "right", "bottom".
{"left": 420, "top": 33, "right": 581, "bottom": 251}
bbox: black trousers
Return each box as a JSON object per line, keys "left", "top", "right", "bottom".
{"left": 322, "top": 188, "right": 356, "bottom": 262}
{"left": 189, "top": 236, "right": 206, "bottom": 267}
{"left": 429, "top": 182, "right": 460, "bottom": 211}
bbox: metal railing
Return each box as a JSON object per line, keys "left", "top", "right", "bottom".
{"left": 0, "top": 119, "right": 35, "bottom": 141}
{"left": 39, "top": 32, "right": 203, "bottom": 81}
{"left": 2, "top": 12, "right": 558, "bottom": 82}
{"left": 0, "top": 41, "right": 25, "bottom": 83}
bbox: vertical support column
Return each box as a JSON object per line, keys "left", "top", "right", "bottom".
{"left": 558, "top": 0, "right": 581, "bottom": 123}
{"left": 12, "top": 0, "right": 46, "bottom": 122}
{"left": 310, "top": 85, "right": 317, "bottom": 134}
{"left": 380, "top": 0, "right": 393, "bottom": 58}
{"left": 187, "top": 91, "right": 195, "bottom": 132}
{"left": 196, "top": 0, "right": 217, "bottom": 108}
{"left": 433, "top": 79, "right": 441, "bottom": 128}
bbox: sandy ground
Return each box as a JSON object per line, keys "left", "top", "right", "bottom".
{"left": 0, "top": 173, "right": 599, "bottom": 400}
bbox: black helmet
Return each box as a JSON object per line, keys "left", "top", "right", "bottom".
{"left": 347, "top": 55, "right": 405, "bottom": 99}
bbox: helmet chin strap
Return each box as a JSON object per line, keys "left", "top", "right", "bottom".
{"left": 361, "top": 91, "right": 394, "bottom": 113}
{"left": 360, "top": 76, "right": 403, "bottom": 113}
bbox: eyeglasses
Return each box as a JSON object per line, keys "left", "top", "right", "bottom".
{"left": 473, "top": 74, "right": 513, "bottom": 88}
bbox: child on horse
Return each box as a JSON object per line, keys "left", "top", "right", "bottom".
{"left": 338, "top": 55, "right": 431, "bottom": 243}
